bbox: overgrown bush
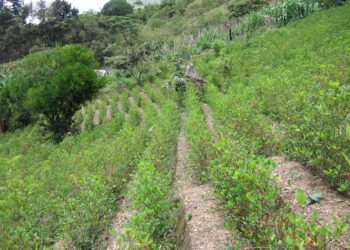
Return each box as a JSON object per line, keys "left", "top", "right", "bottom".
{"left": 0, "top": 45, "right": 103, "bottom": 142}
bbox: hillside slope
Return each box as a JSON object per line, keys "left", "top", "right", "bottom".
{"left": 1, "top": 1, "right": 350, "bottom": 249}
{"left": 195, "top": 3, "right": 350, "bottom": 193}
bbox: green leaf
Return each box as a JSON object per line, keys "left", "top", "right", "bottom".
{"left": 329, "top": 81, "right": 340, "bottom": 88}
{"left": 295, "top": 189, "right": 307, "bottom": 205}
{"left": 346, "top": 124, "right": 350, "bottom": 140}
{"left": 342, "top": 153, "right": 350, "bottom": 168}
{"left": 339, "top": 224, "right": 349, "bottom": 235}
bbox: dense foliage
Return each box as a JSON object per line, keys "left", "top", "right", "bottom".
{"left": 0, "top": 45, "right": 102, "bottom": 141}
{"left": 185, "top": 83, "right": 349, "bottom": 249}
{"left": 102, "top": 0, "right": 134, "bottom": 16}
{"left": 0, "top": 0, "right": 141, "bottom": 63}
{"left": 1, "top": 0, "right": 350, "bottom": 248}
{"left": 121, "top": 96, "right": 180, "bottom": 248}
{"left": 0, "top": 0, "right": 235, "bottom": 64}
{"left": 195, "top": 4, "right": 350, "bottom": 193}
{"left": 0, "top": 77, "right": 179, "bottom": 247}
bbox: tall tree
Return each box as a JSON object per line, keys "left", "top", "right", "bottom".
{"left": 102, "top": 0, "right": 133, "bottom": 16}
{"left": 106, "top": 43, "right": 160, "bottom": 85}
{"left": 21, "top": 2, "right": 33, "bottom": 23}
{"left": 108, "top": 16, "right": 139, "bottom": 45}
{"left": 0, "top": 0, "right": 5, "bottom": 10}
{"left": 9, "top": 0, "right": 23, "bottom": 15}
{"left": 50, "top": 0, "right": 78, "bottom": 21}
{"left": 134, "top": 0, "right": 144, "bottom": 7}
{"left": 35, "top": 0, "right": 48, "bottom": 22}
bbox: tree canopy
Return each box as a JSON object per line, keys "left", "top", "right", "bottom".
{"left": 50, "top": 0, "right": 78, "bottom": 20}
{"left": 102, "top": 0, "right": 134, "bottom": 16}
{"left": 0, "top": 45, "right": 103, "bottom": 142}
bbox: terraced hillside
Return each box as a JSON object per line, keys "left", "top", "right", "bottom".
{"left": 1, "top": 1, "right": 350, "bottom": 249}
{"left": 0, "top": 80, "right": 181, "bottom": 248}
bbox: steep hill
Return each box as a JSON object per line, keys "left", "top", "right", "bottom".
{"left": 1, "top": 0, "right": 350, "bottom": 249}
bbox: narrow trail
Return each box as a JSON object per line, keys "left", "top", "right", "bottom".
{"left": 105, "top": 198, "right": 134, "bottom": 250}
{"left": 202, "top": 103, "right": 350, "bottom": 247}
{"left": 272, "top": 157, "right": 350, "bottom": 247}
{"left": 80, "top": 119, "right": 85, "bottom": 131}
{"left": 202, "top": 103, "right": 215, "bottom": 133}
{"left": 140, "top": 91, "right": 161, "bottom": 113}
{"left": 117, "top": 101, "right": 128, "bottom": 120}
{"left": 117, "top": 101, "right": 123, "bottom": 113}
{"left": 93, "top": 109, "right": 100, "bottom": 126}
{"left": 80, "top": 106, "right": 86, "bottom": 130}
{"left": 106, "top": 105, "right": 112, "bottom": 121}
{"left": 175, "top": 113, "right": 231, "bottom": 250}
{"left": 128, "top": 96, "right": 145, "bottom": 121}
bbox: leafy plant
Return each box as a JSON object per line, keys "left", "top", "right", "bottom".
{"left": 106, "top": 43, "right": 161, "bottom": 85}
{"left": 1, "top": 45, "right": 103, "bottom": 142}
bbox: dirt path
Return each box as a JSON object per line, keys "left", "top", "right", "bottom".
{"left": 117, "top": 101, "right": 128, "bottom": 120}
{"left": 140, "top": 91, "right": 161, "bottom": 113}
{"left": 105, "top": 198, "right": 134, "bottom": 250}
{"left": 80, "top": 106, "right": 86, "bottom": 130}
{"left": 80, "top": 120, "right": 85, "bottom": 131}
{"left": 202, "top": 103, "right": 214, "bottom": 133}
{"left": 272, "top": 157, "right": 350, "bottom": 247}
{"left": 175, "top": 113, "right": 231, "bottom": 250}
{"left": 93, "top": 109, "right": 100, "bottom": 126}
{"left": 128, "top": 96, "right": 145, "bottom": 121}
{"left": 106, "top": 105, "right": 112, "bottom": 121}
{"left": 117, "top": 102, "right": 123, "bottom": 113}
{"left": 202, "top": 102, "right": 350, "bottom": 247}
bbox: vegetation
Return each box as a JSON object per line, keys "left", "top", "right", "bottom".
{"left": 182, "top": 1, "right": 350, "bottom": 248}
{"left": 0, "top": 77, "right": 178, "bottom": 247}
{"left": 185, "top": 75, "right": 349, "bottom": 249}
{"left": 0, "top": 45, "right": 102, "bottom": 142}
{"left": 195, "top": 3, "right": 350, "bottom": 194}
{"left": 106, "top": 43, "right": 161, "bottom": 85}
{"left": 184, "top": 85, "right": 214, "bottom": 182}
{"left": 102, "top": 0, "right": 134, "bottom": 16}
{"left": 1, "top": 0, "right": 350, "bottom": 248}
{"left": 121, "top": 97, "right": 180, "bottom": 248}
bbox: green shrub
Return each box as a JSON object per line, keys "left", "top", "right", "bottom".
{"left": 185, "top": 85, "right": 215, "bottom": 181}
{"left": 0, "top": 45, "right": 102, "bottom": 142}
{"left": 122, "top": 161, "right": 175, "bottom": 249}
{"left": 118, "top": 87, "right": 180, "bottom": 249}
{"left": 229, "top": 0, "right": 268, "bottom": 18}
{"left": 195, "top": 4, "right": 350, "bottom": 193}
{"left": 121, "top": 90, "right": 131, "bottom": 113}
{"left": 0, "top": 111, "right": 150, "bottom": 248}
{"left": 189, "top": 5, "right": 350, "bottom": 247}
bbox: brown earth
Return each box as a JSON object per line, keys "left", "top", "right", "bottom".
{"left": 175, "top": 113, "right": 231, "bottom": 250}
